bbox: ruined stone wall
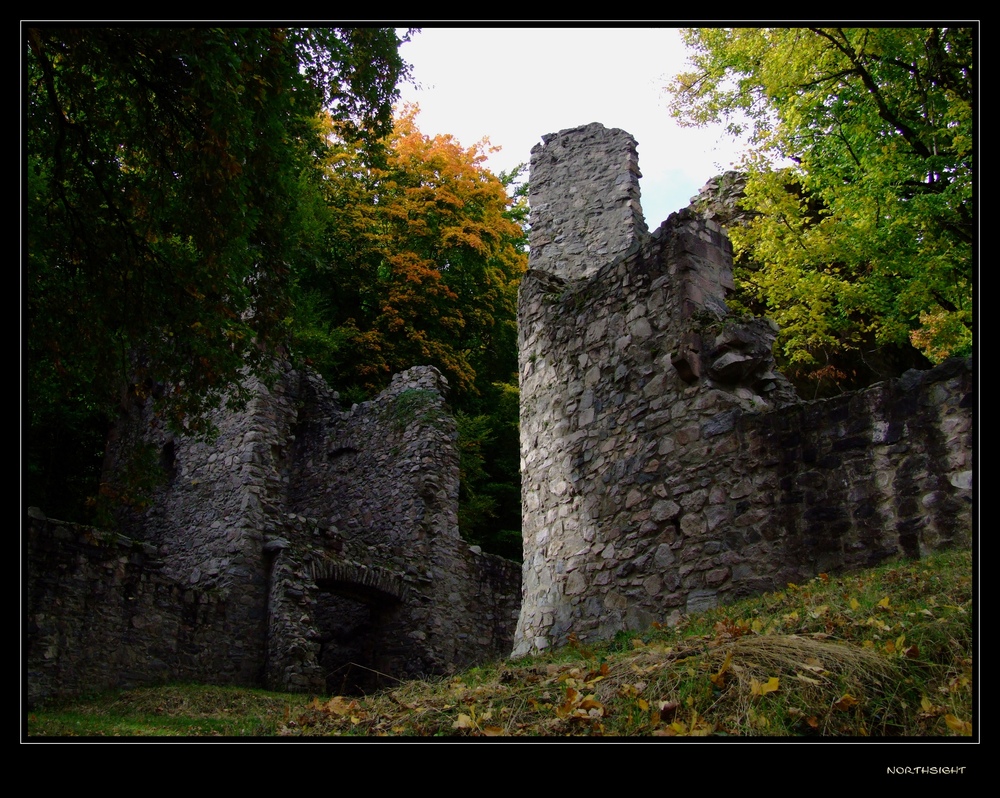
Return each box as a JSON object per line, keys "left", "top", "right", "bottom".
{"left": 528, "top": 123, "right": 647, "bottom": 280}
{"left": 93, "top": 364, "right": 302, "bottom": 689}
{"left": 513, "top": 123, "right": 973, "bottom": 656}
{"left": 26, "top": 513, "right": 240, "bottom": 705}
{"left": 266, "top": 366, "right": 520, "bottom": 692}
{"left": 26, "top": 365, "right": 521, "bottom": 703}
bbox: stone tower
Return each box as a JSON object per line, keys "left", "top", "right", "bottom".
{"left": 513, "top": 124, "right": 971, "bottom": 657}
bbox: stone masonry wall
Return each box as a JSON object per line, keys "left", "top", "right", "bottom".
{"left": 26, "top": 365, "right": 521, "bottom": 704}
{"left": 528, "top": 123, "right": 647, "bottom": 280}
{"left": 513, "top": 123, "right": 973, "bottom": 656}
{"left": 266, "top": 366, "right": 520, "bottom": 692}
{"left": 26, "top": 511, "right": 240, "bottom": 705}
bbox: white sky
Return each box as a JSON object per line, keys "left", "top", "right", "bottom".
{"left": 395, "top": 27, "right": 748, "bottom": 229}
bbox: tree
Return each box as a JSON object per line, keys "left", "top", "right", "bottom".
{"left": 290, "top": 105, "right": 527, "bottom": 405}
{"left": 25, "top": 26, "right": 409, "bottom": 519}
{"left": 669, "top": 27, "right": 974, "bottom": 390}
{"left": 289, "top": 106, "right": 527, "bottom": 555}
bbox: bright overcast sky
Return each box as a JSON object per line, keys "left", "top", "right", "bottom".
{"left": 396, "top": 27, "right": 748, "bottom": 229}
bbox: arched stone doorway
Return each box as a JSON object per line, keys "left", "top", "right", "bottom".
{"left": 312, "top": 563, "right": 409, "bottom": 695}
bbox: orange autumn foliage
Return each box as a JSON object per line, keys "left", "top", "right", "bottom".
{"left": 294, "top": 105, "right": 526, "bottom": 401}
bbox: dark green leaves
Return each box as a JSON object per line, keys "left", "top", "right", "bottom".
{"left": 25, "top": 26, "right": 408, "bottom": 518}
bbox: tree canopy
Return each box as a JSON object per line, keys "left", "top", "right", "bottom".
{"left": 25, "top": 26, "right": 409, "bottom": 519}
{"left": 291, "top": 105, "right": 526, "bottom": 404}
{"left": 669, "top": 27, "right": 974, "bottom": 390}
{"left": 289, "top": 106, "right": 527, "bottom": 556}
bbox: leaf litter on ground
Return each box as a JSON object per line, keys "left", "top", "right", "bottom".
{"left": 27, "top": 548, "right": 972, "bottom": 738}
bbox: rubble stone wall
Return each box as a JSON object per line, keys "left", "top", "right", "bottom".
{"left": 26, "top": 365, "right": 521, "bottom": 704}
{"left": 26, "top": 513, "right": 241, "bottom": 704}
{"left": 513, "top": 123, "right": 973, "bottom": 656}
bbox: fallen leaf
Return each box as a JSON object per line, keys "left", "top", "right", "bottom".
{"left": 710, "top": 651, "right": 733, "bottom": 687}
{"left": 833, "top": 694, "right": 859, "bottom": 711}
{"left": 944, "top": 714, "right": 972, "bottom": 735}
{"left": 324, "top": 696, "right": 359, "bottom": 716}
{"left": 579, "top": 697, "right": 603, "bottom": 711}
{"left": 750, "top": 676, "right": 780, "bottom": 696}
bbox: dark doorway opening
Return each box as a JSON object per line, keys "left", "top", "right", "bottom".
{"left": 313, "top": 580, "right": 403, "bottom": 695}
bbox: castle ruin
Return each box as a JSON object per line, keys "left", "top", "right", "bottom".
{"left": 25, "top": 123, "right": 973, "bottom": 703}
{"left": 513, "top": 123, "right": 972, "bottom": 655}
{"left": 27, "top": 365, "right": 520, "bottom": 704}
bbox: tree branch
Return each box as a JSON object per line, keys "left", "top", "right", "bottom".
{"left": 808, "top": 28, "right": 933, "bottom": 160}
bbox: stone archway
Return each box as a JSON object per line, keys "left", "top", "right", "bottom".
{"left": 311, "top": 563, "right": 409, "bottom": 695}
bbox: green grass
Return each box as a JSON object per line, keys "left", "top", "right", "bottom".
{"left": 26, "top": 684, "right": 314, "bottom": 737}
{"left": 26, "top": 548, "right": 973, "bottom": 738}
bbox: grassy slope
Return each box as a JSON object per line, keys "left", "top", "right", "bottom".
{"left": 26, "top": 549, "right": 974, "bottom": 738}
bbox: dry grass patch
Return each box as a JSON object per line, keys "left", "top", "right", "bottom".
{"left": 27, "top": 549, "right": 973, "bottom": 738}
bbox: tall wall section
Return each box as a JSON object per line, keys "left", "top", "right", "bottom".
{"left": 269, "top": 366, "right": 520, "bottom": 692}
{"left": 513, "top": 123, "right": 973, "bottom": 656}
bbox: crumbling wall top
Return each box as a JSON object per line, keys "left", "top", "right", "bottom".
{"left": 528, "top": 122, "right": 647, "bottom": 280}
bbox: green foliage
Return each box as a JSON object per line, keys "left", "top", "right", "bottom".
{"left": 454, "top": 381, "right": 522, "bottom": 560}
{"left": 670, "top": 27, "right": 974, "bottom": 389}
{"left": 387, "top": 389, "right": 446, "bottom": 431}
{"left": 25, "top": 26, "right": 408, "bottom": 520}
{"left": 92, "top": 441, "right": 166, "bottom": 529}
{"left": 24, "top": 388, "right": 107, "bottom": 523}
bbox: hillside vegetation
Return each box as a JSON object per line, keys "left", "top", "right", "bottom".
{"left": 27, "top": 548, "right": 973, "bottom": 738}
